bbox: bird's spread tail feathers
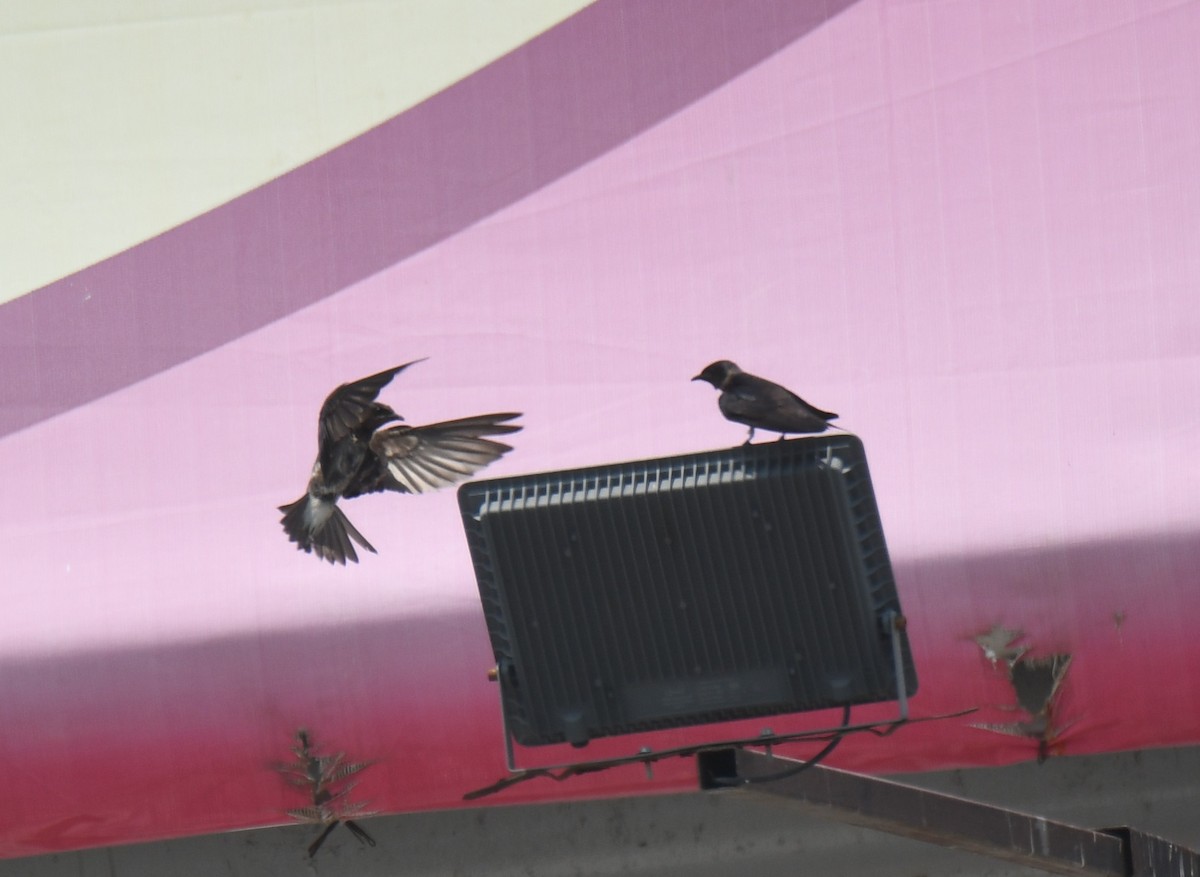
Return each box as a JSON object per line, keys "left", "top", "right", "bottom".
{"left": 278, "top": 495, "right": 376, "bottom": 565}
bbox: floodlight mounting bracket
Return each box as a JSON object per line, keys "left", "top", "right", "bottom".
{"left": 465, "top": 612, "right": 970, "bottom": 801}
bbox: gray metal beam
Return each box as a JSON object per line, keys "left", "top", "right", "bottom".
{"left": 1120, "top": 828, "right": 1200, "bottom": 877}
{"left": 700, "top": 749, "right": 1130, "bottom": 876}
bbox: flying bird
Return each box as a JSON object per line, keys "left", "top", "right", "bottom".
{"left": 279, "top": 359, "right": 522, "bottom": 564}
{"left": 692, "top": 360, "right": 837, "bottom": 443}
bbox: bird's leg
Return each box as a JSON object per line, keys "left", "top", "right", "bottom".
{"left": 345, "top": 820, "right": 377, "bottom": 847}
{"left": 307, "top": 821, "right": 340, "bottom": 858}
{"left": 777, "top": 433, "right": 787, "bottom": 442}
{"left": 743, "top": 426, "right": 756, "bottom": 445}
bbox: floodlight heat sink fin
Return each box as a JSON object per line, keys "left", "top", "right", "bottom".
{"left": 459, "top": 435, "right": 916, "bottom": 748}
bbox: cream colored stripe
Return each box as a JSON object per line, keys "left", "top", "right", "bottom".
{"left": 0, "top": 0, "right": 594, "bottom": 303}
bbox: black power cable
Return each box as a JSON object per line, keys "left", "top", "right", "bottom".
{"left": 705, "top": 704, "right": 852, "bottom": 786}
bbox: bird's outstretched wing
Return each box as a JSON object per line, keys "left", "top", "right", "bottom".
{"left": 344, "top": 412, "right": 522, "bottom": 498}
{"left": 316, "top": 359, "right": 426, "bottom": 446}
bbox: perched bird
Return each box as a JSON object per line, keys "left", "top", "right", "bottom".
{"left": 692, "top": 360, "right": 837, "bottom": 443}
{"left": 279, "top": 359, "right": 522, "bottom": 564}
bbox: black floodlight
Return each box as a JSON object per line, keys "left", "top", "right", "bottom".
{"left": 458, "top": 434, "right": 916, "bottom": 751}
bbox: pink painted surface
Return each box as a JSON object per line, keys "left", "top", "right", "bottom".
{"left": 2, "top": 0, "right": 1200, "bottom": 858}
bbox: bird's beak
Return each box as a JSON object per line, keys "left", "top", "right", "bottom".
{"left": 691, "top": 374, "right": 704, "bottom": 382}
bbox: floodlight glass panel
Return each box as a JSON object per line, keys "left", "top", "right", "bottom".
{"left": 459, "top": 435, "right": 916, "bottom": 748}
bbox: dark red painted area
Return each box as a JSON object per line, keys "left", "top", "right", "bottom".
{"left": 3, "top": 531, "right": 1197, "bottom": 858}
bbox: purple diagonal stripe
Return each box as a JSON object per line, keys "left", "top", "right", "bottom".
{"left": 0, "top": 0, "right": 857, "bottom": 438}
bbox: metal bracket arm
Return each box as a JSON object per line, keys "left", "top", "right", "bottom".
{"left": 699, "top": 749, "right": 1200, "bottom": 877}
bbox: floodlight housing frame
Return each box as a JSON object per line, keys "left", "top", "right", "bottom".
{"left": 459, "top": 434, "right": 917, "bottom": 769}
